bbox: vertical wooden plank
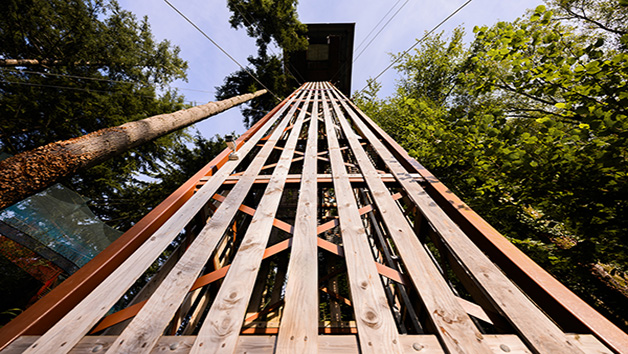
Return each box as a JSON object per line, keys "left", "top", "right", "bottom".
{"left": 103, "top": 236, "right": 189, "bottom": 335}
{"left": 21, "top": 86, "right": 305, "bottom": 354}
{"left": 276, "top": 86, "right": 319, "bottom": 353}
{"left": 327, "top": 84, "right": 584, "bottom": 354}
{"left": 101, "top": 85, "right": 311, "bottom": 354}
{"left": 326, "top": 82, "right": 492, "bottom": 353}
{"left": 188, "top": 85, "right": 314, "bottom": 354}
{"left": 320, "top": 86, "right": 403, "bottom": 353}
{"left": 345, "top": 89, "right": 628, "bottom": 354}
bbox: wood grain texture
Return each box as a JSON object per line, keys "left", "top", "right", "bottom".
{"left": 327, "top": 84, "right": 585, "bottom": 354}
{"left": 188, "top": 84, "right": 314, "bottom": 354}
{"left": 325, "top": 82, "right": 491, "bottom": 353}
{"left": 320, "top": 87, "right": 403, "bottom": 353}
{"left": 0, "top": 90, "right": 266, "bottom": 210}
{"left": 5, "top": 334, "right": 610, "bottom": 353}
{"left": 104, "top": 85, "right": 311, "bottom": 354}
{"left": 20, "top": 87, "right": 302, "bottom": 354}
{"left": 276, "top": 85, "right": 320, "bottom": 353}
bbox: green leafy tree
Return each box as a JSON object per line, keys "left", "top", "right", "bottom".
{"left": 226, "top": 0, "right": 307, "bottom": 56}
{"left": 0, "top": 0, "right": 194, "bottom": 225}
{"left": 0, "top": 0, "right": 234, "bottom": 321}
{"left": 467, "top": 4, "right": 628, "bottom": 267}
{"left": 355, "top": 1, "right": 628, "bottom": 329}
{"left": 216, "top": 55, "right": 290, "bottom": 127}
{"left": 218, "top": 0, "right": 306, "bottom": 127}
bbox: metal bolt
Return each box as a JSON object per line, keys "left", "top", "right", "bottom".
{"left": 170, "top": 342, "right": 179, "bottom": 350}
{"left": 500, "top": 344, "right": 511, "bottom": 352}
{"left": 92, "top": 344, "right": 104, "bottom": 353}
{"left": 412, "top": 342, "right": 424, "bottom": 351}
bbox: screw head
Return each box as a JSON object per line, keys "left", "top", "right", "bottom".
{"left": 412, "top": 342, "right": 424, "bottom": 351}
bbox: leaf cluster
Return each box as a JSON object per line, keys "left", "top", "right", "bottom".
{"left": 355, "top": 1, "right": 628, "bottom": 329}
{"left": 0, "top": 0, "right": 209, "bottom": 230}
{"left": 215, "top": 55, "right": 291, "bottom": 128}
{"left": 218, "top": 0, "right": 305, "bottom": 127}
{"left": 227, "top": 0, "right": 308, "bottom": 56}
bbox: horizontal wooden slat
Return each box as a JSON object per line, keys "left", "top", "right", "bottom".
{"left": 327, "top": 84, "right": 585, "bottom": 353}
{"left": 20, "top": 85, "right": 304, "bottom": 354}
{"left": 188, "top": 85, "right": 314, "bottom": 353}
{"left": 320, "top": 88, "right": 402, "bottom": 353}
{"left": 8, "top": 334, "right": 607, "bottom": 353}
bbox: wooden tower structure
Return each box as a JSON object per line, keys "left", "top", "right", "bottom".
{"left": 1, "top": 82, "right": 628, "bottom": 353}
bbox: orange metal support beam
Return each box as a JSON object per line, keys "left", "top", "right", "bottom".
{"left": 89, "top": 238, "right": 294, "bottom": 334}
{"left": 343, "top": 93, "right": 628, "bottom": 353}
{"left": 0, "top": 90, "right": 297, "bottom": 351}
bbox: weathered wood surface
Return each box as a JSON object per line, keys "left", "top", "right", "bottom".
{"left": 0, "top": 89, "right": 266, "bottom": 210}
{"left": 21, "top": 87, "right": 300, "bottom": 354}
{"left": 276, "top": 85, "right": 320, "bottom": 353}
{"left": 100, "top": 236, "right": 189, "bottom": 335}
{"left": 5, "top": 334, "right": 609, "bottom": 353}
{"left": 340, "top": 88, "right": 628, "bottom": 354}
{"left": 188, "top": 84, "right": 314, "bottom": 353}
{"left": 12, "top": 82, "right": 621, "bottom": 354}
{"left": 320, "top": 88, "right": 403, "bottom": 353}
{"left": 106, "top": 85, "right": 310, "bottom": 354}
{"left": 327, "top": 88, "right": 492, "bottom": 353}
{"left": 326, "top": 83, "right": 585, "bottom": 354}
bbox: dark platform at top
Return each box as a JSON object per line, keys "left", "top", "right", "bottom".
{"left": 286, "top": 23, "right": 355, "bottom": 96}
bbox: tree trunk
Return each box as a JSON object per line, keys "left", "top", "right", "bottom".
{"left": 0, "top": 59, "right": 96, "bottom": 66}
{"left": 0, "top": 89, "right": 266, "bottom": 210}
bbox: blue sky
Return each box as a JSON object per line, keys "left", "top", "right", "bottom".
{"left": 117, "top": 0, "right": 543, "bottom": 138}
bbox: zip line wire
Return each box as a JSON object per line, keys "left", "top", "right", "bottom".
{"left": 231, "top": 3, "right": 304, "bottom": 85}
{"left": 0, "top": 67, "right": 215, "bottom": 95}
{"left": 0, "top": 80, "right": 197, "bottom": 105}
{"left": 353, "top": 0, "right": 411, "bottom": 63}
{"left": 163, "top": 0, "right": 281, "bottom": 102}
{"left": 356, "top": 0, "right": 474, "bottom": 96}
{"left": 330, "top": 0, "right": 409, "bottom": 84}
{"left": 353, "top": 0, "right": 404, "bottom": 54}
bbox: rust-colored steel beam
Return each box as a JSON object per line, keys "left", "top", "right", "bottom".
{"left": 89, "top": 238, "right": 294, "bottom": 334}
{"left": 342, "top": 92, "right": 628, "bottom": 353}
{"left": 201, "top": 175, "right": 419, "bottom": 186}
{"left": 239, "top": 327, "right": 358, "bottom": 334}
{"left": 0, "top": 90, "right": 297, "bottom": 351}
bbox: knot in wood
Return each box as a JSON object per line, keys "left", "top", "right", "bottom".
{"left": 214, "top": 317, "right": 235, "bottom": 337}
{"left": 433, "top": 309, "right": 461, "bottom": 324}
{"left": 361, "top": 308, "right": 381, "bottom": 328}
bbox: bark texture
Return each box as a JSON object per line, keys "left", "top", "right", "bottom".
{"left": 0, "top": 89, "right": 266, "bottom": 209}
{"left": 0, "top": 59, "right": 94, "bottom": 66}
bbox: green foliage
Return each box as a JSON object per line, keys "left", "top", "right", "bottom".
{"left": 95, "top": 133, "right": 227, "bottom": 230}
{"left": 227, "top": 0, "right": 308, "bottom": 55}
{"left": 219, "top": 0, "right": 304, "bottom": 127}
{"left": 0, "top": 256, "right": 39, "bottom": 326}
{"left": 0, "top": 0, "right": 219, "bottom": 229}
{"left": 466, "top": 4, "right": 628, "bottom": 268}
{"left": 216, "top": 54, "right": 294, "bottom": 128}
{"left": 355, "top": 1, "right": 628, "bottom": 328}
